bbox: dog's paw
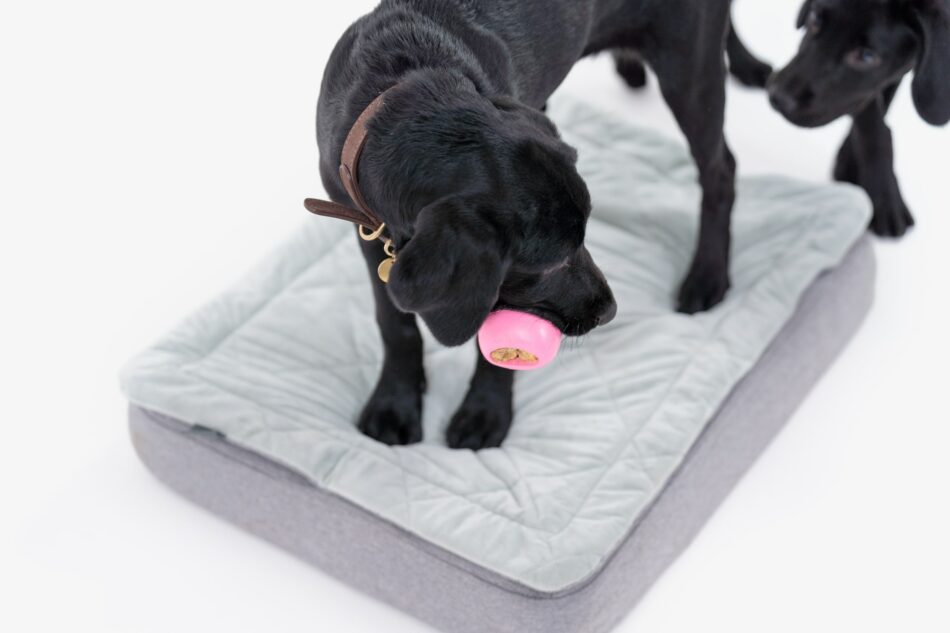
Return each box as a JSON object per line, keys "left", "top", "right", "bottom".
{"left": 870, "top": 196, "right": 915, "bottom": 239}
{"left": 358, "top": 381, "right": 424, "bottom": 446}
{"left": 677, "top": 263, "right": 731, "bottom": 314}
{"left": 446, "top": 397, "right": 513, "bottom": 451}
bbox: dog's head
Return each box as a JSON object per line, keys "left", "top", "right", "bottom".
{"left": 769, "top": 0, "right": 950, "bottom": 127}
{"left": 358, "top": 73, "right": 616, "bottom": 347}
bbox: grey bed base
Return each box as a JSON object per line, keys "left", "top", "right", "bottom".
{"left": 130, "top": 237, "right": 874, "bottom": 633}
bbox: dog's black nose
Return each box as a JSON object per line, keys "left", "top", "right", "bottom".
{"left": 598, "top": 299, "right": 617, "bottom": 327}
{"left": 769, "top": 88, "right": 800, "bottom": 115}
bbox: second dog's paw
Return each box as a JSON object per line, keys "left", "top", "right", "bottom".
{"left": 870, "top": 197, "right": 915, "bottom": 239}
{"left": 446, "top": 399, "right": 513, "bottom": 451}
{"left": 677, "top": 264, "right": 731, "bottom": 314}
{"left": 358, "top": 386, "right": 423, "bottom": 446}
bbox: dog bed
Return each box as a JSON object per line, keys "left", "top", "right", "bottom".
{"left": 122, "top": 99, "right": 874, "bottom": 633}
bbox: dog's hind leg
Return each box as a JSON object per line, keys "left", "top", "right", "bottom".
{"left": 726, "top": 18, "right": 772, "bottom": 88}
{"left": 613, "top": 50, "right": 648, "bottom": 89}
{"left": 646, "top": 10, "right": 736, "bottom": 313}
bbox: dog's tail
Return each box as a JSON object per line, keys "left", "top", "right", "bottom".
{"left": 613, "top": 17, "right": 772, "bottom": 90}
{"left": 726, "top": 18, "right": 772, "bottom": 88}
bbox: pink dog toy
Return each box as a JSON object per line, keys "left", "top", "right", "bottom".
{"left": 477, "top": 310, "right": 562, "bottom": 370}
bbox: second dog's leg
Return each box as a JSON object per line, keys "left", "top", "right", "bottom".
{"left": 851, "top": 96, "right": 914, "bottom": 238}
{"left": 833, "top": 82, "right": 913, "bottom": 238}
{"left": 834, "top": 81, "right": 900, "bottom": 185}
{"left": 648, "top": 23, "right": 736, "bottom": 313}
{"left": 356, "top": 234, "right": 426, "bottom": 445}
{"left": 446, "top": 346, "right": 514, "bottom": 450}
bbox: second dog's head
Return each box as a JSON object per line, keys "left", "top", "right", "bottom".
{"left": 769, "top": 0, "right": 950, "bottom": 127}
{"left": 355, "top": 72, "right": 616, "bottom": 347}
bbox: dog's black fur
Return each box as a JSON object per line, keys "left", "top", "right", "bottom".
{"left": 769, "top": 0, "right": 950, "bottom": 237}
{"left": 317, "top": 0, "right": 764, "bottom": 449}
{"left": 615, "top": 18, "right": 774, "bottom": 90}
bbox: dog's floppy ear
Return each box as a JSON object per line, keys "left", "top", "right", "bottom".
{"left": 909, "top": 0, "right": 950, "bottom": 126}
{"left": 492, "top": 95, "right": 561, "bottom": 138}
{"left": 387, "top": 194, "right": 511, "bottom": 347}
{"left": 796, "top": 0, "right": 814, "bottom": 28}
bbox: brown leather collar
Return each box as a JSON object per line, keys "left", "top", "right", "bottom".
{"left": 303, "top": 87, "right": 394, "bottom": 233}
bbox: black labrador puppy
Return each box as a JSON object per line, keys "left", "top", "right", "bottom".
{"left": 317, "top": 0, "right": 752, "bottom": 450}
{"left": 769, "top": 0, "right": 950, "bottom": 237}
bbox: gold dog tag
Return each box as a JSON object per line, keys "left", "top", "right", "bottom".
{"left": 377, "top": 257, "right": 394, "bottom": 283}
{"left": 377, "top": 238, "right": 397, "bottom": 283}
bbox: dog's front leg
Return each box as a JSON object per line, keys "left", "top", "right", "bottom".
{"left": 835, "top": 82, "right": 914, "bottom": 238}
{"left": 356, "top": 234, "right": 426, "bottom": 445}
{"left": 446, "top": 347, "right": 514, "bottom": 450}
{"left": 648, "top": 29, "right": 736, "bottom": 313}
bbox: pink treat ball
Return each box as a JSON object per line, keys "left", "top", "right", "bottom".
{"left": 477, "top": 310, "right": 562, "bottom": 371}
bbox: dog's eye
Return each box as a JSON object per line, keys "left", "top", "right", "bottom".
{"left": 806, "top": 9, "right": 822, "bottom": 34}
{"left": 845, "top": 47, "right": 882, "bottom": 70}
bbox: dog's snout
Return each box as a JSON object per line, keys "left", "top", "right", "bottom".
{"left": 768, "top": 71, "right": 816, "bottom": 118}
{"left": 597, "top": 297, "right": 617, "bottom": 327}
{"left": 769, "top": 86, "right": 801, "bottom": 115}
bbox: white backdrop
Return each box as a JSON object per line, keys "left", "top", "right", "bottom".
{"left": 1, "top": 1, "right": 947, "bottom": 631}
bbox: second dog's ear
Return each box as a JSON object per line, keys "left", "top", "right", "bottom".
{"left": 387, "top": 195, "right": 512, "bottom": 347}
{"left": 910, "top": 0, "right": 950, "bottom": 126}
{"left": 796, "top": 0, "right": 814, "bottom": 28}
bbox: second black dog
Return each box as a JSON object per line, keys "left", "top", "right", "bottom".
{"left": 769, "top": 0, "right": 950, "bottom": 237}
